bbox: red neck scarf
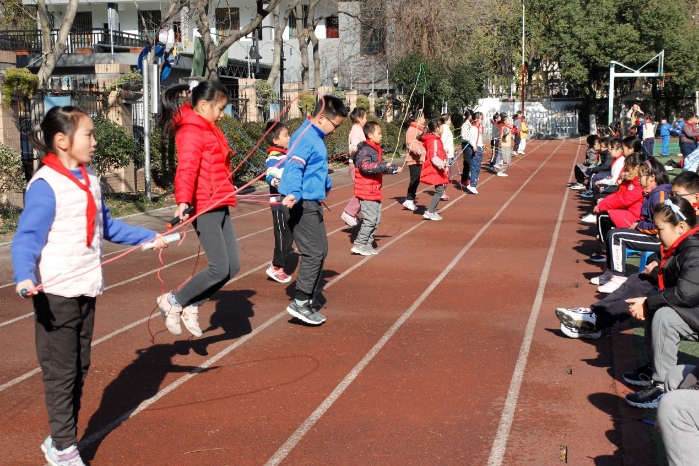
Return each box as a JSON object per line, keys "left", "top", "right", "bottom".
{"left": 364, "top": 139, "right": 383, "bottom": 161}
{"left": 658, "top": 225, "right": 699, "bottom": 290}
{"left": 267, "top": 146, "right": 287, "bottom": 155}
{"left": 409, "top": 122, "right": 424, "bottom": 132}
{"left": 42, "top": 154, "right": 97, "bottom": 247}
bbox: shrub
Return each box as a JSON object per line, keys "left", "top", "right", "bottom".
{"left": 108, "top": 69, "right": 143, "bottom": 92}
{"left": 0, "top": 143, "right": 27, "bottom": 194}
{"left": 299, "top": 93, "right": 317, "bottom": 116}
{"left": 92, "top": 116, "right": 142, "bottom": 177}
{"left": 218, "top": 116, "right": 268, "bottom": 184}
{"left": 2, "top": 67, "right": 39, "bottom": 107}
{"left": 148, "top": 126, "right": 177, "bottom": 189}
{"left": 356, "top": 95, "right": 370, "bottom": 111}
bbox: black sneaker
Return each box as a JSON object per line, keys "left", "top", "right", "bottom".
{"left": 286, "top": 301, "right": 326, "bottom": 325}
{"left": 590, "top": 252, "right": 607, "bottom": 263}
{"left": 625, "top": 382, "right": 664, "bottom": 408}
{"left": 623, "top": 364, "right": 653, "bottom": 387}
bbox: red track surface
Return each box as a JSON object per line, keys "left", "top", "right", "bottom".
{"left": 0, "top": 139, "right": 656, "bottom": 465}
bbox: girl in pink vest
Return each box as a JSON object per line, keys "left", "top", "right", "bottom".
{"left": 156, "top": 81, "right": 241, "bottom": 338}
{"left": 12, "top": 106, "right": 168, "bottom": 466}
{"left": 420, "top": 119, "right": 450, "bottom": 220}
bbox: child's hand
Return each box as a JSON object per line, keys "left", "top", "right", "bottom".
{"left": 151, "top": 234, "right": 170, "bottom": 250}
{"left": 272, "top": 178, "right": 280, "bottom": 188}
{"left": 282, "top": 194, "right": 297, "bottom": 208}
{"left": 396, "top": 166, "right": 403, "bottom": 173}
{"left": 593, "top": 205, "right": 600, "bottom": 213}
{"left": 174, "top": 203, "right": 191, "bottom": 222}
{"left": 625, "top": 297, "right": 647, "bottom": 320}
{"left": 642, "top": 261, "right": 658, "bottom": 275}
{"left": 15, "top": 279, "right": 36, "bottom": 297}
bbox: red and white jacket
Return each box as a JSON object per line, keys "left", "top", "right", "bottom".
{"left": 420, "top": 133, "right": 450, "bottom": 186}
{"left": 598, "top": 176, "right": 643, "bottom": 227}
{"left": 173, "top": 103, "right": 237, "bottom": 212}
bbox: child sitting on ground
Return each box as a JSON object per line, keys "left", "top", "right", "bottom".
{"left": 571, "top": 135, "right": 600, "bottom": 190}
{"left": 264, "top": 120, "right": 294, "bottom": 283}
{"left": 350, "top": 121, "right": 400, "bottom": 256}
{"left": 420, "top": 119, "right": 450, "bottom": 221}
{"left": 580, "top": 137, "right": 611, "bottom": 198}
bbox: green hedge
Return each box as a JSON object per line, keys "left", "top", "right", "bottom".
{"left": 0, "top": 143, "right": 27, "bottom": 194}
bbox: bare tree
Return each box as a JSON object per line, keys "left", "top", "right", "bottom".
{"left": 294, "top": 1, "right": 310, "bottom": 90}
{"left": 36, "top": 0, "right": 80, "bottom": 84}
{"left": 267, "top": 0, "right": 299, "bottom": 86}
{"left": 193, "top": 0, "right": 281, "bottom": 79}
{"left": 305, "top": 0, "right": 323, "bottom": 89}
{"left": 132, "top": 0, "right": 189, "bottom": 67}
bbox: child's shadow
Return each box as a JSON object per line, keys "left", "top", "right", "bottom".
{"left": 179, "top": 289, "right": 257, "bottom": 357}
{"left": 79, "top": 343, "right": 210, "bottom": 463}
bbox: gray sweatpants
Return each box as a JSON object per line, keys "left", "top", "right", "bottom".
{"left": 355, "top": 199, "right": 382, "bottom": 246}
{"left": 648, "top": 307, "right": 696, "bottom": 383}
{"left": 34, "top": 293, "right": 96, "bottom": 450}
{"left": 288, "top": 200, "right": 328, "bottom": 301}
{"left": 658, "top": 365, "right": 699, "bottom": 466}
{"left": 175, "top": 207, "right": 241, "bottom": 307}
{"left": 427, "top": 185, "right": 445, "bottom": 213}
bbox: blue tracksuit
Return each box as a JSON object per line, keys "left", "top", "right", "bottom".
{"left": 660, "top": 122, "right": 672, "bottom": 156}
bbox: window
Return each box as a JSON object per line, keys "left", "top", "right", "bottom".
{"left": 216, "top": 8, "right": 240, "bottom": 38}
{"left": 71, "top": 11, "right": 92, "bottom": 32}
{"left": 360, "top": 4, "right": 384, "bottom": 55}
{"left": 326, "top": 16, "right": 339, "bottom": 39}
{"left": 288, "top": 5, "right": 308, "bottom": 39}
{"left": 138, "top": 10, "right": 162, "bottom": 40}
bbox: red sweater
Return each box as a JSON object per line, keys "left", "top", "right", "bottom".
{"left": 174, "top": 104, "right": 236, "bottom": 212}
{"left": 598, "top": 177, "right": 643, "bottom": 227}
{"left": 420, "top": 133, "right": 450, "bottom": 186}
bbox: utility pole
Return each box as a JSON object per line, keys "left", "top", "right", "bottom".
{"left": 521, "top": 0, "right": 525, "bottom": 113}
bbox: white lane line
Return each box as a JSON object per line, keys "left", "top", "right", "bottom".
{"left": 486, "top": 140, "right": 579, "bottom": 466}
{"left": 0, "top": 178, "right": 416, "bottom": 391}
{"left": 264, "top": 140, "right": 564, "bottom": 466}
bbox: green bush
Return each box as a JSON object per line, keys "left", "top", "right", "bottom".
{"left": 92, "top": 116, "right": 142, "bottom": 177}
{"left": 0, "top": 143, "right": 27, "bottom": 194}
{"left": 299, "top": 93, "right": 317, "bottom": 116}
{"left": 148, "top": 126, "right": 177, "bottom": 189}
{"left": 356, "top": 95, "right": 370, "bottom": 111}
{"left": 2, "top": 67, "right": 39, "bottom": 107}
{"left": 218, "top": 116, "right": 269, "bottom": 184}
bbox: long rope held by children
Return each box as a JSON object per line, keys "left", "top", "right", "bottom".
{"left": 388, "top": 63, "right": 427, "bottom": 165}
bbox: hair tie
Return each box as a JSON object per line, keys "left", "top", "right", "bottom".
{"left": 664, "top": 199, "right": 687, "bottom": 220}
{"left": 645, "top": 159, "right": 653, "bottom": 171}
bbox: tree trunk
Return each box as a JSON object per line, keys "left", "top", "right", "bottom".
{"left": 36, "top": 0, "right": 80, "bottom": 85}
{"left": 267, "top": 1, "right": 297, "bottom": 86}
{"left": 295, "top": 2, "right": 310, "bottom": 90}
{"left": 307, "top": 0, "right": 322, "bottom": 89}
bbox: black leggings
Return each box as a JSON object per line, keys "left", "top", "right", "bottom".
{"left": 461, "top": 144, "right": 473, "bottom": 183}
{"left": 406, "top": 164, "right": 422, "bottom": 200}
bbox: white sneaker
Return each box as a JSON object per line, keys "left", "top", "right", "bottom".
{"left": 569, "top": 183, "right": 586, "bottom": 190}
{"left": 351, "top": 244, "right": 373, "bottom": 256}
{"left": 42, "top": 437, "right": 86, "bottom": 466}
{"left": 590, "top": 269, "right": 614, "bottom": 285}
{"left": 181, "top": 304, "right": 203, "bottom": 337}
{"left": 496, "top": 171, "right": 508, "bottom": 177}
{"left": 341, "top": 211, "right": 358, "bottom": 227}
{"left": 598, "top": 275, "right": 627, "bottom": 293}
{"left": 466, "top": 185, "right": 479, "bottom": 194}
{"left": 555, "top": 307, "right": 597, "bottom": 331}
{"left": 664, "top": 165, "right": 675, "bottom": 171}
{"left": 560, "top": 323, "right": 601, "bottom": 339}
{"left": 423, "top": 211, "right": 443, "bottom": 221}
{"left": 157, "top": 293, "right": 182, "bottom": 335}
{"left": 402, "top": 199, "right": 417, "bottom": 211}
{"left": 581, "top": 213, "right": 597, "bottom": 224}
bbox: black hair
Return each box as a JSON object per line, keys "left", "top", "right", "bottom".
{"left": 264, "top": 120, "right": 287, "bottom": 146}
{"left": 492, "top": 113, "right": 501, "bottom": 122}
{"left": 29, "top": 106, "right": 90, "bottom": 158}
{"left": 600, "top": 136, "right": 611, "bottom": 147}
{"left": 350, "top": 107, "right": 366, "bottom": 124}
{"left": 608, "top": 137, "right": 622, "bottom": 151}
{"left": 685, "top": 112, "right": 696, "bottom": 121}
{"left": 622, "top": 135, "right": 643, "bottom": 153}
{"left": 363, "top": 121, "right": 381, "bottom": 138}
{"left": 158, "top": 80, "right": 229, "bottom": 134}
{"left": 472, "top": 111, "right": 482, "bottom": 122}
{"left": 586, "top": 134, "right": 598, "bottom": 148}
{"left": 313, "top": 94, "right": 349, "bottom": 119}
{"left": 653, "top": 196, "right": 697, "bottom": 228}
{"left": 463, "top": 110, "right": 472, "bottom": 121}
{"left": 439, "top": 114, "right": 450, "bottom": 125}
{"left": 404, "top": 108, "right": 424, "bottom": 128}
{"left": 427, "top": 118, "right": 441, "bottom": 133}
{"left": 624, "top": 151, "right": 645, "bottom": 172}
{"left": 672, "top": 171, "right": 699, "bottom": 193}
{"left": 639, "top": 157, "right": 670, "bottom": 185}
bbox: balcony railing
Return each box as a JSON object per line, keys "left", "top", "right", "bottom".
{"left": 0, "top": 29, "right": 149, "bottom": 54}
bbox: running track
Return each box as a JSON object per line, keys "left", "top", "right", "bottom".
{"left": 0, "top": 139, "right": 653, "bottom": 465}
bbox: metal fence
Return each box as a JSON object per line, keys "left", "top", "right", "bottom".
{"left": 478, "top": 110, "right": 579, "bottom": 140}
{"left": 9, "top": 86, "right": 109, "bottom": 180}
{"left": 0, "top": 29, "right": 148, "bottom": 53}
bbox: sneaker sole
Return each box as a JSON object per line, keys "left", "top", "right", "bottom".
{"left": 589, "top": 257, "right": 607, "bottom": 263}
{"left": 625, "top": 396, "right": 661, "bottom": 409}
{"left": 157, "top": 296, "right": 182, "bottom": 335}
{"left": 560, "top": 324, "right": 601, "bottom": 339}
{"left": 266, "top": 268, "right": 292, "bottom": 283}
{"left": 351, "top": 247, "right": 372, "bottom": 256}
{"left": 555, "top": 309, "right": 597, "bottom": 332}
{"left": 623, "top": 375, "right": 653, "bottom": 387}
{"left": 286, "top": 305, "right": 325, "bottom": 325}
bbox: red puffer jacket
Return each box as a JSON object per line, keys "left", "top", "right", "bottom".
{"left": 174, "top": 103, "right": 236, "bottom": 212}
{"left": 598, "top": 176, "right": 643, "bottom": 227}
{"left": 420, "top": 133, "right": 449, "bottom": 186}
{"left": 354, "top": 140, "right": 388, "bottom": 201}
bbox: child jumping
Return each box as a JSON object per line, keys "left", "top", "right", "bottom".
{"left": 350, "top": 121, "right": 400, "bottom": 256}
{"left": 156, "top": 80, "right": 241, "bottom": 338}
{"left": 279, "top": 95, "right": 348, "bottom": 325}
{"left": 420, "top": 118, "right": 450, "bottom": 220}
{"left": 402, "top": 110, "right": 426, "bottom": 211}
{"left": 12, "top": 106, "right": 168, "bottom": 466}
{"left": 264, "top": 120, "right": 293, "bottom": 283}
{"left": 440, "top": 113, "right": 455, "bottom": 200}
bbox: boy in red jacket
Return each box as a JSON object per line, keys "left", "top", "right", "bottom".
{"left": 351, "top": 121, "right": 400, "bottom": 256}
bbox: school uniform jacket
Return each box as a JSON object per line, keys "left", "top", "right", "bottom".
{"left": 354, "top": 140, "right": 391, "bottom": 201}
{"left": 636, "top": 184, "right": 672, "bottom": 235}
{"left": 173, "top": 103, "right": 236, "bottom": 212}
{"left": 419, "top": 133, "right": 450, "bottom": 186}
{"left": 597, "top": 177, "right": 643, "bottom": 228}
{"left": 647, "top": 231, "right": 699, "bottom": 331}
